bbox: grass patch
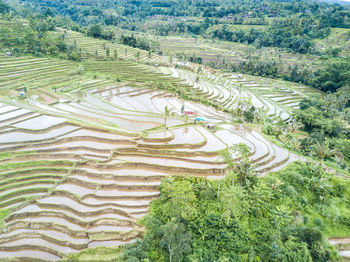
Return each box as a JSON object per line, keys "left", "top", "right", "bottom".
{"left": 0, "top": 151, "right": 37, "bottom": 160}
{"left": 0, "top": 160, "right": 74, "bottom": 172}
{"left": 63, "top": 246, "right": 122, "bottom": 262}
{"left": 0, "top": 208, "right": 8, "bottom": 231}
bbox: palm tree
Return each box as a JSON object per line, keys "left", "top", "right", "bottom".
{"left": 291, "top": 138, "right": 301, "bottom": 151}
{"left": 316, "top": 139, "right": 336, "bottom": 160}
{"left": 288, "top": 119, "right": 303, "bottom": 132}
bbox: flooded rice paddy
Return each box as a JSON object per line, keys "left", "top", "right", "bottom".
{"left": 0, "top": 55, "right": 305, "bottom": 260}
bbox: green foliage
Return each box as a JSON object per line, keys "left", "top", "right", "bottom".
{"left": 291, "top": 90, "right": 350, "bottom": 171}
{"left": 121, "top": 34, "right": 159, "bottom": 52}
{"left": 0, "top": 17, "right": 82, "bottom": 60}
{"left": 209, "top": 15, "right": 329, "bottom": 54}
{"left": 88, "top": 24, "right": 103, "bottom": 38}
{"left": 0, "top": 208, "right": 8, "bottom": 231}
{"left": 309, "top": 60, "right": 350, "bottom": 92}
{"left": 0, "top": 0, "right": 9, "bottom": 14}
{"left": 122, "top": 161, "right": 342, "bottom": 261}
{"left": 160, "top": 218, "right": 191, "bottom": 262}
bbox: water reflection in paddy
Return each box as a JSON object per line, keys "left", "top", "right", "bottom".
{"left": 38, "top": 197, "right": 130, "bottom": 215}
{"left": 0, "top": 229, "right": 89, "bottom": 244}
{"left": 2, "top": 238, "right": 79, "bottom": 254}
{"left": 87, "top": 225, "right": 134, "bottom": 232}
{"left": 0, "top": 108, "right": 30, "bottom": 122}
{"left": 13, "top": 115, "right": 66, "bottom": 130}
{"left": 0, "top": 125, "right": 79, "bottom": 143}
{"left": 17, "top": 217, "right": 85, "bottom": 231}
{"left": 0, "top": 250, "right": 61, "bottom": 261}
{"left": 70, "top": 174, "right": 160, "bottom": 186}
{"left": 55, "top": 183, "right": 95, "bottom": 197}
{"left": 82, "top": 198, "right": 151, "bottom": 207}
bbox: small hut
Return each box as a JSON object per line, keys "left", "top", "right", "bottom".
{"left": 184, "top": 111, "right": 195, "bottom": 116}
{"left": 207, "top": 123, "right": 215, "bottom": 130}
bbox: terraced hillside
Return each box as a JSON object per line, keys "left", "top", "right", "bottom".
{"left": 0, "top": 24, "right": 326, "bottom": 260}
{"left": 61, "top": 29, "right": 170, "bottom": 65}
{"left": 157, "top": 66, "right": 321, "bottom": 121}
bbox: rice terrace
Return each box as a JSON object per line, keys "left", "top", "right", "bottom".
{"left": 0, "top": 0, "right": 350, "bottom": 261}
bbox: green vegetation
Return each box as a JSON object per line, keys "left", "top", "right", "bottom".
{"left": 121, "top": 161, "right": 348, "bottom": 261}
{"left": 0, "top": 16, "right": 81, "bottom": 60}
{"left": 63, "top": 246, "right": 122, "bottom": 261}
{"left": 0, "top": 0, "right": 9, "bottom": 14}
{"left": 260, "top": 86, "right": 350, "bottom": 173}
{"left": 0, "top": 160, "right": 73, "bottom": 172}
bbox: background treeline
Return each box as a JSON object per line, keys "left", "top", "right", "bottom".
{"left": 6, "top": 0, "right": 350, "bottom": 55}
{"left": 229, "top": 58, "right": 350, "bottom": 93}
{"left": 0, "top": 3, "right": 82, "bottom": 60}
{"left": 4, "top": 0, "right": 349, "bottom": 93}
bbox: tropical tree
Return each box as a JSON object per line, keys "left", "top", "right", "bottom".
{"left": 164, "top": 106, "right": 169, "bottom": 128}
{"left": 316, "top": 139, "right": 336, "bottom": 160}
{"left": 160, "top": 218, "right": 191, "bottom": 262}
{"left": 0, "top": 0, "right": 9, "bottom": 14}
{"left": 88, "top": 24, "right": 103, "bottom": 38}
{"left": 113, "top": 49, "right": 118, "bottom": 60}
{"left": 136, "top": 51, "right": 140, "bottom": 62}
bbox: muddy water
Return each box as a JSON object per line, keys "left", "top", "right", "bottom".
{"left": 168, "top": 127, "right": 204, "bottom": 145}
{"left": 55, "top": 184, "right": 95, "bottom": 198}
{"left": 0, "top": 125, "right": 79, "bottom": 143}
{"left": 0, "top": 183, "right": 53, "bottom": 196}
{"left": 84, "top": 94, "right": 130, "bottom": 114}
{"left": 0, "top": 105, "right": 19, "bottom": 114}
{"left": 59, "top": 128, "right": 134, "bottom": 140}
{"left": 87, "top": 225, "right": 134, "bottom": 232}
{"left": 16, "top": 202, "right": 131, "bottom": 222}
{"left": 70, "top": 174, "right": 160, "bottom": 186}
{"left": 118, "top": 155, "right": 226, "bottom": 169}
{"left": 13, "top": 115, "right": 66, "bottom": 130}
{"left": 121, "top": 207, "right": 149, "bottom": 213}
{"left": 80, "top": 167, "right": 167, "bottom": 177}
{"left": 2, "top": 238, "right": 79, "bottom": 253}
{"left": 329, "top": 238, "right": 350, "bottom": 245}
{"left": 0, "top": 108, "right": 30, "bottom": 122}
{"left": 12, "top": 204, "right": 43, "bottom": 213}
{"left": 185, "top": 155, "right": 223, "bottom": 162}
{"left": 339, "top": 251, "right": 350, "bottom": 257}
{"left": 0, "top": 250, "right": 61, "bottom": 261}
{"left": 131, "top": 213, "right": 148, "bottom": 219}
{"left": 50, "top": 149, "right": 109, "bottom": 158}
{"left": 55, "top": 103, "right": 158, "bottom": 131}
{"left": 22, "top": 140, "right": 120, "bottom": 150}
{"left": 146, "top": 130, "right": 172, "bottom": 140}
{"left": 82, "top": 198, "right": 151, "bottom": 207}
{"left": 94, "top": 189, "right": 159, "bottom": 197}
{"left": 215, "top": 129, "right": 255, "bottom": 151}
{"left": 132, "top": 92, "right": 160, "bottom": 113}
{"left": 38, "top": 197, "right": 129, "bottom": 215}
{"left": 0, "top": 229, "right": 88, "bottom": 244}
{"left": 88, "top": 239, "right": 136, "bottom": 248}
{"left": 18, "top": 217, "right": 85, "bottom": 231}
{"left": 194, "top": 127, "right": 226, "bottom": 152}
